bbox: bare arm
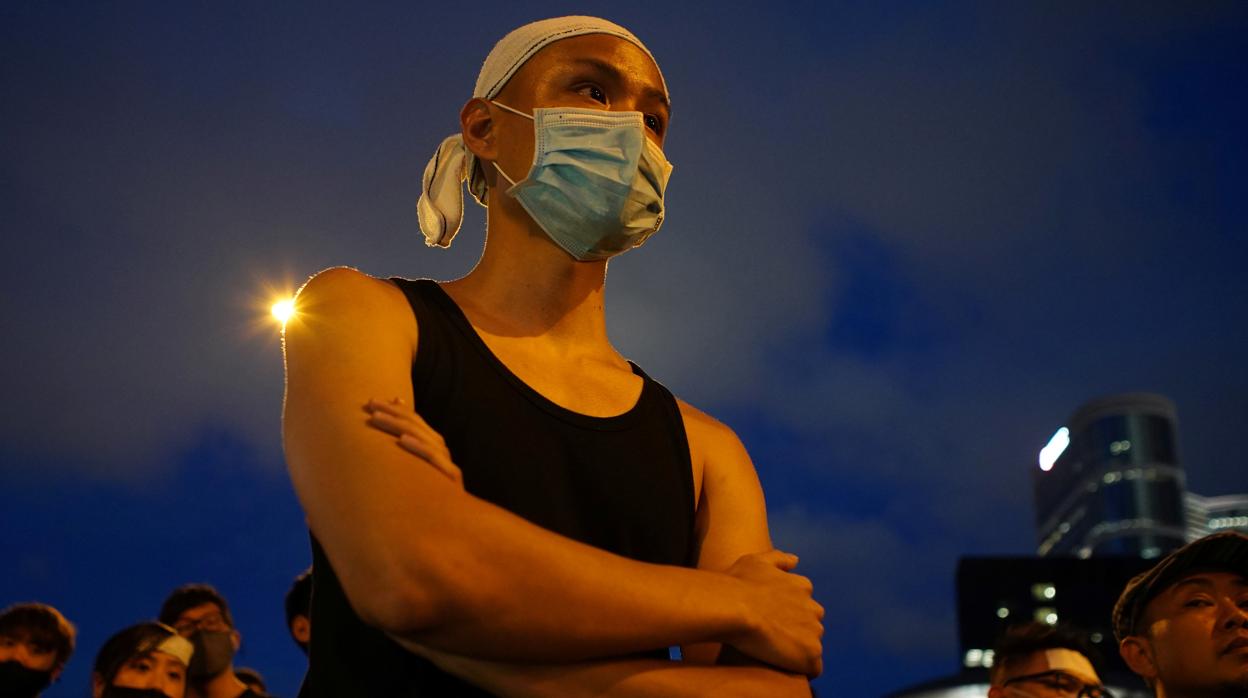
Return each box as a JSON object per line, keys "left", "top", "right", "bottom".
{"left": 372, "top": 399, "right": 820, "bottom": 696}
{"left": 282, "top": 268, "right": 821, "bottom": 672}
{"left": 395, "top": 645, "right": 812, "bottom": 698}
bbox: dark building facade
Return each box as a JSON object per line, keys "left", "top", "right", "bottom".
{"left": 886, "top": 556, "right": 1153, "bottom": 698}
{"left": 1033, "top": 393, "right": 1187, "bottom": 559}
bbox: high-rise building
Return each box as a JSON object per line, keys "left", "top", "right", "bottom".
{"left": 1185, "top": 492, "right": 1248, "bottom": 539}
{"left": 887, "top": 392, "right": 1239, "bottom": 697}
{"left": 1033, "top": 393, "right": 1187, "bottom": 559}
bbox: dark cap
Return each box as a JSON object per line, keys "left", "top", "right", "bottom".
{"left": 1112, "top": 531, "right": 1248, "bottom": 643}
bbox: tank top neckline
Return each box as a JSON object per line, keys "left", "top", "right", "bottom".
{"left": 415, "top": 279, "right": 652, "bottom": 431}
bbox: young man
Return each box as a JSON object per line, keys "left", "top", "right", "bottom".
{"left": 283, "top": 15, "right": 822, "bottom": 697}
{"left": 988, "top": 622, "right": 1109, "bottom": 698}
{"left": 1114, "top": 531, "right": 1248, "bottom": 698}
{"left": 158, "top": 584, "right": 268, "bottom": 698}
{"left": 0, "top": 602, "right": 75, "bottom": 698}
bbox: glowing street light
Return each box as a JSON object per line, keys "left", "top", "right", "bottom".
{"left": 271, "top": 297, "right": 296, "bottom": 325}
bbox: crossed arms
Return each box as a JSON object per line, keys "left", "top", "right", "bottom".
{"left": 282, "top": 268, "right": 823, "bottom": 695}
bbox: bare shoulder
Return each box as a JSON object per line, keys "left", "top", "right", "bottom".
{"left": 289, "top": 267, "right": 417, "bottom": 346}
{"left": 296, "top": 266, "right": 411, "bottom": 316}
{"left": 675, "top": 398, "right": 748, "bottom": 458}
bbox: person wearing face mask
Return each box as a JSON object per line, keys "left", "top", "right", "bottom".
{"left": 0, "top": 602, "right": 75, "bottom": 698}
{"left": 157, "top": 585, "right": 269, "bottom": 698}
{"left": 91, "top": 623, "right": 194, "bottom": 698}
{"left": 283, "top": 15, "right": 821, "bottom": 698}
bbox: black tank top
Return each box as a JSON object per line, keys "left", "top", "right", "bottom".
{"left": 299, "top": 278, "right": 697, "bottom": 697}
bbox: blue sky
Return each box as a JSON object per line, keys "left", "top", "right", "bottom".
{"left": 3, "top": 3, "right": 1246, "bottom": 696}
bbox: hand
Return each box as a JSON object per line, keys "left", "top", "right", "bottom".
{"left": 724, "top": 550, "right": 824, "bottom": 677}
{"left": 364, "top": 398, "right": 464, "bottom": 487}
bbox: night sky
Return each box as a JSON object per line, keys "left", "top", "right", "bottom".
{"left": 3, "top": 3, "right": 1247, "bottom": 696}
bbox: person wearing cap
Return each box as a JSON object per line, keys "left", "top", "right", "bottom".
{"left": 283, "top": 14, "right": 821, "bottom": 697}
{"left": 1113, "top": 531, "right": 1248, "bottom": 697}
{"left": 988, "top": 622, "right": 1111, "bottom": 698}
{"left": 0, "top": 602, "right": 76, "bottom": 698}
{"left": 90, "top": 622, "right": 195, "bottom": 698}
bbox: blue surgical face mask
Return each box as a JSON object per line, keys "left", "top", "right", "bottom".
{"left": 490, "top": 100, "right": 674, "bottom": 261}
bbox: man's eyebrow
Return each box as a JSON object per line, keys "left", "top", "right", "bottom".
{"left": 568, "top": 57, "right": 670, "bottom": 114}
{"left": 1171, "top": 575, "right": 1217, "bottom": 592}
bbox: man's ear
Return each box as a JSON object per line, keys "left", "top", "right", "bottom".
{"left": 1119, "top": 636, "right": 1158, "bottom": 682}
{"left": 460, "top": 98, "right": 497, "bottom": 161}
{"left": 91, "top": 672, "right": 105, "bottom": 698}
{"left": 291, "top": 615, "right": 311, "bottom": 645}
{"left": 230, "top": 628, "right": 242, "bottom": 652}
{"left": 987, "top": 686, "right": 1006, "bottom": 698}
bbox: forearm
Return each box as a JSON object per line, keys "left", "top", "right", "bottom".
{"left": 398, "top": 642, "right": 812, "bottom": 698}
{"left": 379, "top": 483, "right": 754, "bottom": 660}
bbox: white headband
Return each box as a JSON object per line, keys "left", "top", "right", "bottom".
{"left": 154, "top": 633, "right": 194, "bottom": 666}
{"left": 416, "top": 16, "right": 667, "bottom": 249}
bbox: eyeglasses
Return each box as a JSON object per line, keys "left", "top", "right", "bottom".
{"left": 172, "top": 612, "right": 229, "bottom": 636}
{"left": 1002, "top": 670, "right": 1115, "bottom": 698}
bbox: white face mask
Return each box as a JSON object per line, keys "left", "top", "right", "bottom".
{"left": 491, "top": 100, "right": 674, "bottom": 261}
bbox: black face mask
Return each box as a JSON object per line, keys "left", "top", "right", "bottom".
{"left": 100, "top": 687, "right": 174, "bottom": 698}
{"left": 187, "top": 630, "right": 234, "bottom": 679}
{"left": 0, "top": 660, "right": 53, "bottom": 698}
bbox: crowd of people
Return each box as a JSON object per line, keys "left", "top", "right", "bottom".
{"left": 2, "top": 531, "right": 1245, "bottom": 697}
{"left": 0, "top": 573, "right": 311, "bottom": 698}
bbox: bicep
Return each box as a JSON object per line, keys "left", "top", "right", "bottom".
{"left": 679, "top": 410, "right": 773, "bottom": 665}
{"left": 282, "top": 269, "right": 458, "bottom": 625}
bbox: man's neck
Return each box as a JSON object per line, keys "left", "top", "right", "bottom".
{"left": 188, "top": 667, "right": 248, "bottom": 698}
{"left": 448, "top": 209, "right": 612, "bottom": 345}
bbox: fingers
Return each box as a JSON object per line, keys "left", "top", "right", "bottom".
{"left": 398, "top": 435, "right": 464, "bottom": 484}
{"left": 364, "top": 399, "right": 444, "bottom": 443}
{"left": 759, "top": 549, "right": 800, "bottom": 572}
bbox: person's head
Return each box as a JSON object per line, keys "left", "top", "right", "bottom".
{"left": 0, "top": 602, "right": 76, "bottom": 697}
{"left": 90, "top": 622, "right": 193, "bottom": 698}
{"left": 419, "top": 17, "right": 672, "bottom": 263}
{"left": 284, "top": 568, "right": 312, "bottom": 655}
{"left": 988, "top": 622, "right": 1107, "bottom": 698}
{"left": 157, "top": 584, "right": 239, "bottom": 681}
{"left": 233, "top": 667, "right": 266, "bottom": 694}
{"left": 1114, "top": 531, "right": 1248, "bottom": 697}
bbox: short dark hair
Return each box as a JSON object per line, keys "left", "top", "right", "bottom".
{"left": 235, "top": 666, "right": 267, "bottom": 692}
{"left": 158, "top": 583, "right": 234, "bottom": 628}
{"left": 0, "top": 602, "right": 76, "bottom": 669}
{"left": 93, "top": 623, "right": 181, "bottom": 687}
{"left": 989, "top": 622, "right": 1100, "bottom": 685}
{"left": 284, "top": 568, "right": 313, "bottom": 630}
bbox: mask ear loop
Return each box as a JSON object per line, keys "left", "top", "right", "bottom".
{"left": 487, "top": 101, "right": 534, "bottom": 190}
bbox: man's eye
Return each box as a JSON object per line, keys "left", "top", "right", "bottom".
{"left": 1184, "top": 597, "right": 1212, "bottom": 607}
{"left": 644, "top": 114, "right": 664, "bottom": 134}
{"left": 577, "top": 85, "right": 607, "bottom": 104}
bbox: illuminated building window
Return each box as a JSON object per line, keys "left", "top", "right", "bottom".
{"left": 1035, "top": 607, "right": 1058, "bottom": 625}
{"left": 1031, "top": 583, "right": 1056, "bottom": 601}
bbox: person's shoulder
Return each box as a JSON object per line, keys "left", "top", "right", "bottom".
{"left": 287, "top": 266, "right": 417, "bottom": 341}
{"left": 296, "top": 266, "right": 406, "bottom": 308}
{"left": 675, "top": 398, "right": 747, "bottom": 454}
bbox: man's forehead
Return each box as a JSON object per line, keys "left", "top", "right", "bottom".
{"left": 177, "top": 602, "right": 224, "bottom": 620}
{"left": 510, "top": 34, "right": 665, "bottom": 97}
{"left": 1163, "top": 569, "right": 1248, "bottom": 594}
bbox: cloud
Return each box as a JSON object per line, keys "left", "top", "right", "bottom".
{"left": 770, "top": 505, "right": 956, "bottom": 657}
